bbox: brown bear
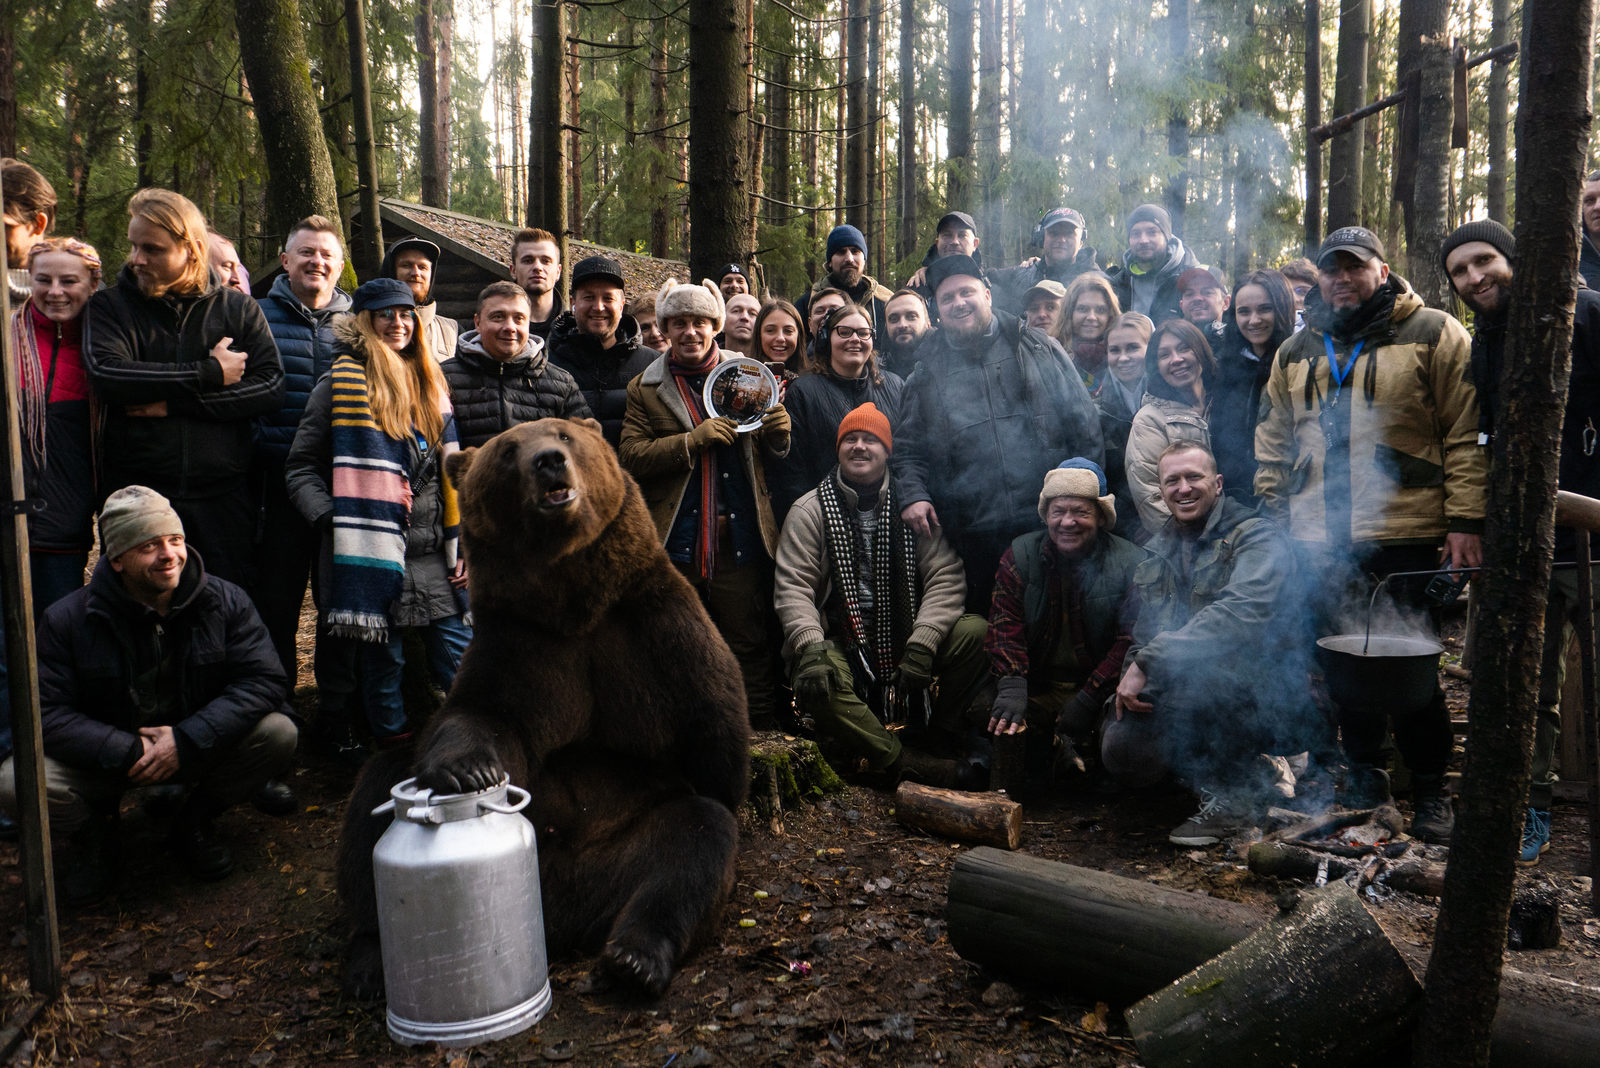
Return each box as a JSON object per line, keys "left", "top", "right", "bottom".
{"left": 337, "top": 417, "right": 750, "bottom": 999}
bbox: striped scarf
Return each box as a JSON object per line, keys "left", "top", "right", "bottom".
{"left": 670, "top": 352, "right": 720, "bottom": 578}
{"left": 9, "top": 302, "right": 50, "bottom": 472}
{"left": 817, "top": 472, "right": 919, "bottom": 683}
{"left": 325, "top": 352, "right": 460, "bottom": 643}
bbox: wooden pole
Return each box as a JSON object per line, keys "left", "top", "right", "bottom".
{"left": 0, "top": 183, "right": 61, "bottom": 997}
{"left": 1303, "top": 0, "right": 1322, "bottom": 255}
{"left": 1578, "top": 531, "right": 1600, "bottom": 912}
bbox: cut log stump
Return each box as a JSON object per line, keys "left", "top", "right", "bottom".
{"left": 946, "top": 847, "right": 1262, "bottom": 1005}
{"left": 895, "top": 782, "right": 1022, "bottom": 849}
{"left": 1126, "top": 885, "right": 1420, "bottom": 1068}
{"left": 747, "top": 735, "right": 844, "bottom": 823}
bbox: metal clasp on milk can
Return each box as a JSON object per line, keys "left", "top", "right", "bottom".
{"left": 371, "top": 776, "right": 551, "bottom": 1047}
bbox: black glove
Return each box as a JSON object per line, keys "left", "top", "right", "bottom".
{"left": 989, "top": 675, "right": 1029, "bottom": 736}
{"left": 793, "top": 641, "right": 839, "bottom": 712}
{"left": 1057, "top": 688, "right": 1102, "bottom": 737}
{"left": 892, "top": 641, "right": 936, "bottom": 691}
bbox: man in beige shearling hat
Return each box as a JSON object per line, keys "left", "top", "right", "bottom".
{"left": 0, "top": 486, "right": 296, "bottom": 905}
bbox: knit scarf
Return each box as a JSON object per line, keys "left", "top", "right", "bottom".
{"left": 326, "top": 352, "right": 460, "bottom": 643}
{"left": 817, "top": 472, "right": 919, "bottom": 684}
{"left": 670, "top": 351, "right": 720, "bottom": 578}
{"left": 9, "top": 302, "right": 49, "bottom": 472}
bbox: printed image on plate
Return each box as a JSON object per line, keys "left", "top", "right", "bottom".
{"left": 703, "top": 357, "right": 780, "bottom": 432}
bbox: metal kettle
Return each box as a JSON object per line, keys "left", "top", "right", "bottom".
{"left": 372, "top": 776, "right": 552, "bottom": 1047}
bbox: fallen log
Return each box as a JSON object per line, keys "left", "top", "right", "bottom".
{"left": 895, "top": 782, "right": 1022, "bottom": 849}
{"left": 1247, "top": 840, "right": 1446, "bottom": 897}
{"left": 1126, "top": 886, "right": 1421, "bottom": 1067}
{"left": 1492, "top": 969, "right": 1600, "bottom": 1068}
{"left": 945, "top": 848, "right": 1262, "bottom": 1005}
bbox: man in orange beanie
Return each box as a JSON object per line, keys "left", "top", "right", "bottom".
{"left": 773, "top": 403, "right": 990, "bottom": 787}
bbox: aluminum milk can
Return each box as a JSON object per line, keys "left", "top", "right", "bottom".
{"left": 372, "top": 776, "right": 551, "bottom": 1047}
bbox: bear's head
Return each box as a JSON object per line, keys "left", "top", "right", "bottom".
{"left": 446, "top": 417, "right": 626, "bottom": 562}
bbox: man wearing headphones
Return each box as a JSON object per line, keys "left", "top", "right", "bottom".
{"left": 991, "top": 207, "right": 1106, "bottom": 315}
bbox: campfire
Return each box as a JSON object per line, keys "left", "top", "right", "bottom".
{"left": 1250, "top": 805, "right": 1444, "bottom": 897}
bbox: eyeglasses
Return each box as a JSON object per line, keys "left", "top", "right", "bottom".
{"left": 374, "top": 307, "right": 414, "bottom": 321}
{"left": 834, "top": 326, "right": 874, "bottom": 341}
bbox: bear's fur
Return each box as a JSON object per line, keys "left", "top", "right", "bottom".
{"left": 337, "top": 417, "right": 750, "bottom": 999}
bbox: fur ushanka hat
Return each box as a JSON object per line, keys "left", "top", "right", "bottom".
{"left": 655, "top": 278, "right": 726, "bottom": 333}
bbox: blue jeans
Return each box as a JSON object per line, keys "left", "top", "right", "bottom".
{"left": 359, "top": 615, "right": 472, "bottom": 739}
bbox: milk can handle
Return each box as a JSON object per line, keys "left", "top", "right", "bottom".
{"left": 479, "top": 784, "right": 532, "bottom": 815}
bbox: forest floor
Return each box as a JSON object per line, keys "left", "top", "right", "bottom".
{"left": 3, "top": 624, "right": 1599, "bottom": 1067}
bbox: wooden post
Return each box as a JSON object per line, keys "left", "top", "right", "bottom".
{"left": 0, "top": 184, "right": 61, "bottom": 997}
{"left": 1578, "top": 530, "right": 1600, "bottom": 911}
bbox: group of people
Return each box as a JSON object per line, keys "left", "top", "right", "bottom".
{"left": 3, "top": 147, "right": 1599, "bottom": 906}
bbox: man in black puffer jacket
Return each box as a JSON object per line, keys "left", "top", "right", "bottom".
{"left": 443, "top": 280, "right": 592, "bottom": 448}
{"left": 0, "top": 487, "right": 296, "bottom": 904}
{"left": 546, "top": 256, "right": 658, "bottom": 448}
{"left": 85, "top": 189, "right": 284, "bottom": 587}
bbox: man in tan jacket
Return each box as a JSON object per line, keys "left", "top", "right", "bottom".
{"left": 774, "top": 403, "right": 989, "bottom": 787}
{"left": 1254, "top": 226, "right": 1484, "bottom": 843}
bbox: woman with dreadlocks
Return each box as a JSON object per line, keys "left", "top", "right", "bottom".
{"left": 773, "top": 403, "right": 991, "bottom": 789}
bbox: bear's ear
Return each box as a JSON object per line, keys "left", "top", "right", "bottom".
{"left": 574, "top": 417, "right": 604, "bottom": 437}
{"left": 445, "top": 446, "right": 478, "bottom": 487}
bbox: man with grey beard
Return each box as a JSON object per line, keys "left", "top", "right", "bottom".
{"left": 894, "top": 254, "right": 1103, "bottom": 613}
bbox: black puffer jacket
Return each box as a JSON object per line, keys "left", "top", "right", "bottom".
{"left": 85, "top": 265, "right": 284, "bottom": 497}
{"left": 545, "top": 311, "right": 658, "bottom": 447}
{"left": 442, "top": 329, "right": 592, "bottom": 447}
{"left": 35, "top": 550, "right": 287, "bottom": 775}
{"left": 988, "top": 246, "right": 1106, "bottom": 315}
{"left": 771, "top": 366, "right": 905, "bottom": 521}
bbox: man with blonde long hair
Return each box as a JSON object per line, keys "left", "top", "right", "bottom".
{"left": 85, "top": 188, "right": 284, "bottom": 586}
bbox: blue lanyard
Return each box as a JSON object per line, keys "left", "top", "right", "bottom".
{"left": 1323, "top": 335, "right": 1364, "bottom": 404}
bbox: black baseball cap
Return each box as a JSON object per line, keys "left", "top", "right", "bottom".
{"left": 936, "top": 211, "right": 978, "bottom": 235}
{"left": 1316, "top": 227, "right": 1387, "bottom": 268}
{"left": 1040, "top": 208, "right": 1086, "bottom": 232}
{"left": 570, "top": 255, "right": 626, "bottom": 290}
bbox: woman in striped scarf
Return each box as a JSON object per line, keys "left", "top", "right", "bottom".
{"left": 286, "top": 278, "right": 468, "bottom": 744}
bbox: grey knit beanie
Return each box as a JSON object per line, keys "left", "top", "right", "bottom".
{"left": 1126, "top": 204, "right": 1173, "bottom": 242}
{"left": 100, "top": 486, "right": 184, "bottom": 561}
{"left": 1440, "top": 219, "right": 1515, "bottom": 271}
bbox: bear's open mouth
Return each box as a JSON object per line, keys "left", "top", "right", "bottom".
{"left": 541, "top": 485, "right": 578, "bottom": 508}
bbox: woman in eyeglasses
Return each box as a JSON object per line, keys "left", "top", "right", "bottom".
{"left": 770, "top": 303, "right": 906, "bottom": 525}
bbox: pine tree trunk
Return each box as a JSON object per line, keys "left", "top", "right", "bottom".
{"left": 0, "top": 18, "right": 15, "bottom": 158}
{"left": 974, "top": 0, "right": 1000, "bottom": 248}
{"left": 1304, "top": 0, "right": 1322, "bottom": 253}
{"left": 845, "top": 0, "right": 869, "bottom": 219}
{"left": 436, "top": 0, "right": 453, "bottom": 207}
{"left": 1410, "top": 3, "right": 1453, "bottom": 307}
{"left": 1327, "top": 0, "right": 1368, "bottom": 229}
{"left": 687, "top": 0, "right": 750, "bottom": 278}
{"left": 234, "top": 0, "right": 343, "bottom": 248}
{"left": 1485, "top": 0, "right": 1511, "bottom": 224}
{"left": 567, "top": 26, "right": 581, "bottom": 239}
{"left": 649, "top": 19, "right": 669, "bottom": 257}
{"left": 946, "top": 0, "right": 973, "bottom": 207}
{"left": 866, "top": 0, "right": 882, "bottom": 265}
{"left": 135, "top": 0, "right": 154, "bottom": 188}
{"left": 1164, "top": 0, "right": 1189, "bottom": 235}
{"left": 896, "top": 0, "right": 917, "bottom": 261}
{"left": 416, "top": 0, "right": 443, "bottom": 205}
{"left": 528, "top": 0, "right": 568, "bottom": 252}
{"left": 1412, "top": 1, "right": 1596, "bottom": 1063}
{"left": 769, "top": 34, "right": 791, "bottom": 230}
{"left": 346, "top": 0, "right": 384, "bottom": 273}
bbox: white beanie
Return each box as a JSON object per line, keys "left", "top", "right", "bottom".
{"left": 655, "top": 278, "right": 725, "bottom": 333}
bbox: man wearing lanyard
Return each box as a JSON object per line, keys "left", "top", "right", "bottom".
{"left": 1253, "top": 226, "right": 1485, "bottom": 843}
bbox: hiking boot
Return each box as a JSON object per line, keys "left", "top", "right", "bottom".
{"left": 170, "top": 811, "right": 235, "bottom": 881}
{"left": 63, "top": 812, "right": 119, "bottom": 906}
{"left": 1409, "top": 775, "right": 1456, "bottom": 844}
{"left": 1168, "top": 789, "right": 1254, "bottom": 847}
{"left": 1517, "top": 807, "right": 1551, "bottom": 867}
{"left": 1342, "top": 764, "right": 1392, "bottom": 809}
{"left": 251, "top": 779, "right": 298, "bottom": 817}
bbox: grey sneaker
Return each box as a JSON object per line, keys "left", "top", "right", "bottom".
{"left": 1169, "top": 789, "right": 1253, "bottom": 846}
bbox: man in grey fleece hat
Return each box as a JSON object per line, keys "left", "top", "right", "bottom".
{"left": 0, "top": 486, "right": 296, "bottom": 904}
{"left": 1106, "top": 203, "right": 1199, "bottom": 326}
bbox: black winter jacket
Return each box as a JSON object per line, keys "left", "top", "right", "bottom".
{"left": 85, "top": 265, "right": 284, "bottom": 497}
{"left": 1105, "top": 239, "right": 1200, "bottom": 327}
{"left": 1582, "top": 230, "right": 1600, "bottom": 292}
{"left": 256, "top": 274, "right": 351, "bottom": 462}
{"left": 545, "top": 311, "right": 658, "bottom": 447}
{"left": 442, "top": 330, "right": 592, "bottom": 447}
{"left": 988, "top": 246, "right": 1106, "bottom": 315}
{"left": 771, "top": 366, "right": 905, "bottom": 521}
{"left": 36, "top": 550, "right": 287, "bottom": 775}
{"left": 893, "top": 311, "right": 1105, "bottom": 539}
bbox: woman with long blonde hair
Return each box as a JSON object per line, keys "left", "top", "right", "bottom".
{"left": 286, "top": 278, "right": 468, "bottom": 745}
{"left": 1058, "top": 273, "right": 1122, "bottom": 392}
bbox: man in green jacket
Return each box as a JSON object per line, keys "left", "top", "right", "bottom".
{"left": 1114, "top": 442, "right": 1321, "bottom": 846}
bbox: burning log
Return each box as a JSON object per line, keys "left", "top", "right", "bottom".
{"left": 894, "top": 782, "right": 1022, "bottom": 849}
{"left": 1126, "top": 886, "right": 1421, "bottom": 1067}
{"left": 1247, "top": 840, "right": 1446, "bottom": 897}
{"left": 945, "top": 848, "right": 1262, "bottom": 1005}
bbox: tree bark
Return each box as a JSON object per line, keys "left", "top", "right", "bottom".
{"left": 1164, "top": 0, "right": 1189, "bottom": 235}
{"left": 648, "top": 19, "right": 668, "bottom": 257}
{"left": 134, "top": 0, "right": 154, "bottom": 188}
{"left": 1485, "top": 0, "right": 1511, "bottom": 224}
{"left": 567, "top": 25, "right": 581, "bottom": 238}
{"left": 894, "top": 782, "right": 1021, "bottom": 848}
{"left": 345, "top": 0, "right": 384, "bottom": 273}
{"left": 234, "top": 0, "right": 343, "bottom": 251}
{"left": 1409, "top": 3, "right": 1454, "bottom": 308}
{"left": 528, "top": 0, "right": 568, "bottom": 256}
{"left": 896, "top": 0, "right": 917, "bottom": 261}
{"left": 974, "top": 0, "right": 1001, "bottom": 248}
{"left": 0, "top": 16, "right": 15, "bottom": 158}
{"left": 687, "top": 0, "right": 750, "bottom": 279}
{"left": 416, "top": 0, "right": 443, "bottom": 206}
{"left": 1327, "top": 0, "right": 1369, "bottom": 229}
{"left": 436, "top": 0, "right": 454, "bottom": 208}
{"left": 1304, "top": 0, "right": 1322, "bottom": 254}
{"left": 945, "top": 0, "right": 973, "bottom": 207}
{"left": 845, "top": 0, "right": 869, "bottom": 220}
{"left": 1412, "top": 0, "right": 1596, "bottom": 1062}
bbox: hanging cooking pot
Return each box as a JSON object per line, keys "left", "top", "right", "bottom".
{"left": 372, "top": 776, "right": 551, "bottom": 1048}
{"left": 1315, "top": 634, "right": 1444, "bottom": 713}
